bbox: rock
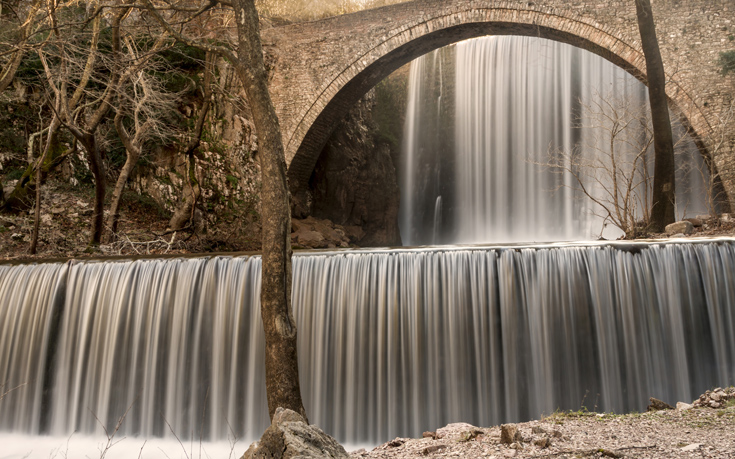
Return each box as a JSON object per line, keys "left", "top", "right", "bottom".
{"left": 51, "top": 207, "right": 65, "bottom": 215}
{"left": 500, "top": 424, "right": 522, "bottom": 444}
{"left": 387, "top": 439, "right": 405, "bottom": 448}
{"left": 711, "top": 392, "right": 722, "bottom": 402}
{"left": 680, "top": 443, "right": 702, "bottom": 452}
{"left": 10, "top": 233, "right": 23, "bottom": 241}
{"left": 533, "top": 437, "right": 551, "bottom": 448}
{"left": 422, "top": 431, "right": 437, "bottom": 439}
{"left": 684, "top": 218, "right": 703, "bottom": 227}
{"left": 664, "top": 221, "right": 693, "bottom": 236}
{"left": 676, "top": 402, "right": 693, "bottom": 411}
{"left": 709, "top": 400, "right": 721, "bottom": 408}
{"left": 721, "top": 213, "right": 733, "bottom": 222}
{"left": 458, "top": 429, "right": 483, "bottom": 442}
{"left": 291, "top": 216, "right": 350, "bottom": 249}
{"left": 551, "top": 430, "right": 563, "bottom": 438}
{"left": 531, "top": 426, "right": 546, "bottom": 435}
{"left": 240, "top": 407, "right": 347, "bottom": 459}
{"left": 647, "top": 397, "right": 674, "bottom": 411}
{"left": 421, "top": 445, "right": 447, "bottom": 455}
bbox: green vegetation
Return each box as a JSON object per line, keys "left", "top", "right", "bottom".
{"left": 717, "top": 50, "right": 735, "bottom": 75}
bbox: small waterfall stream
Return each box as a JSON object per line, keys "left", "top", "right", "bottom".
{"left": 1, "top": 240, "right": 734, "bottom": 453}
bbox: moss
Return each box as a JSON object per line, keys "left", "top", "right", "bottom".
{"left": 717, "top": 50, "right": 735, "bottom": 75}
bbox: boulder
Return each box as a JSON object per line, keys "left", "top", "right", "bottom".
{"left": 647, "top": 397, "right": 674, "bottom": 411}
{"left": 500, "top": 424, "right": 522, "bottom": 444}
{"left": 676, "top": 402, "right": 693, "bottom": 411}
{"left": 241, "top": 408, "right": 348, "bottom": 459}
{"left": 684, "top": 218, "right": 703, "bottom": 228}
{"left": 664, "top": 221, "right": 693, "bottom": 236}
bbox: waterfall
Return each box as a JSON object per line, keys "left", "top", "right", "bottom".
{"left": 1, "top": 240, "right": 734, "bottom": 452}
{"left": 400, "top": 36, "right": 709, "bottom": 245}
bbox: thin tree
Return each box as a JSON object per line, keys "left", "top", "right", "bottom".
{"left": 109, "top": 36, "right": 175, "bottom": 240}
{"left": 634, "top": 0, "right": 676, "bottom": 231}
{"left": 168, "top": 51, "right": 215, "bottom": 233}
{"left": 145, "top": 0, "right": 307, "bottom": 421}
{"left": 0, "top": 0, "right": 45, "bottom": 93}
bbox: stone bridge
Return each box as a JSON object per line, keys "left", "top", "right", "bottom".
{"left": 261, "top": 0, "right": 735, "bottom": 210}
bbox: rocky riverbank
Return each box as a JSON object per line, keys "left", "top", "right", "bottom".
{"left": 349, "top": 388, "right": 735, "bottom": 458}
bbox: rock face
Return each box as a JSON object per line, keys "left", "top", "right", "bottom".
{"left": 241, "top": 407, "right": 348, "bottom": 459}
{"left": 307, "top": 88, "right": 402, "bottom": 247}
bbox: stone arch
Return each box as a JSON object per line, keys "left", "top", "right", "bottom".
{"left": 268, "top": 3, "right": 721, "bottom": 208}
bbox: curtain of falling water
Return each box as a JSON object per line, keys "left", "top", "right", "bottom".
{"left": 1, "top": 242, "right": 734, "bottom": 445}
{"left": 400, "top": 36, "right": 710, "bottom": 245}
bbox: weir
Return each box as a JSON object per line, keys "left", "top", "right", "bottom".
{"left": 1, "top": 240, "right": 734, "bottom": 449}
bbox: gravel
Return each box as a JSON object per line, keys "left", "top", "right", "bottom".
{"left": 350, "top": 393, "right": 735, "bottom": 458}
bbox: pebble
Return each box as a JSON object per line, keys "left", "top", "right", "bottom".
{"left": 680, "top": 443, "right": 702, "bottom": 452}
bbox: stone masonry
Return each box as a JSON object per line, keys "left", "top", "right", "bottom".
{"left": 261, "top": 0, "right": 735, "bottom": 210}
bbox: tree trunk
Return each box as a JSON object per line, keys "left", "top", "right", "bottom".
{"left": 1, "top": 127, "right": 68, "bottom": 214}
{"left": 635, "top": 0, "right": 676, "bottom": 231}
{"left": 168, "top": 155, "right": 201, "bottom": 231}
{"left": 29, "top": 115, "right": 61, "bottom": 253}
{"left": 169, "top": 52, "right": 212, "bottom": 232}
{"left": 80, "top": 133, "right": 106, "bottom": 246}
{"left": 107, "top": 149, "right": 139, "bottom": 239}
{"left": 232, "top": 0, "right": 307, "bottom": 422}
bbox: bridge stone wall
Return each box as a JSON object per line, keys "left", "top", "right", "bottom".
{"left": 261, "top": 0, "right": 735, "bottom": 210}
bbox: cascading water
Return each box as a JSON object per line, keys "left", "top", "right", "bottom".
{"left": 400, "top": 36, "right": 709, "bottom": 245}
{"left": 1, "top": 240, "right": 734, "bottom": 456}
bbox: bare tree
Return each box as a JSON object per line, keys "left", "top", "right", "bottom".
{"left": 0, "top": 0, "right": 45, "bottom": 93}
{"left": 542, "top": 94, "right": 654, "bottom": 239}
{"left": 108, "top": 35, "right": 177, "bottom": 240}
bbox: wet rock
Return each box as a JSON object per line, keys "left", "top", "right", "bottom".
{"left": 241, "top": 407, "right": 347, "bottom": 459}
{"left": 665, "top": 221, "right": 694, "bottom": 236}
{"left": 647, "top": 397, "right": 674, "bottom": 411}
{"left": 500, "top": 424, "right": 522, "bottom": 444}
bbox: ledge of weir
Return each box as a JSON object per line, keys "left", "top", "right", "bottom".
{"left": 2, "top": 236, "right": 735, "bottom": 266}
